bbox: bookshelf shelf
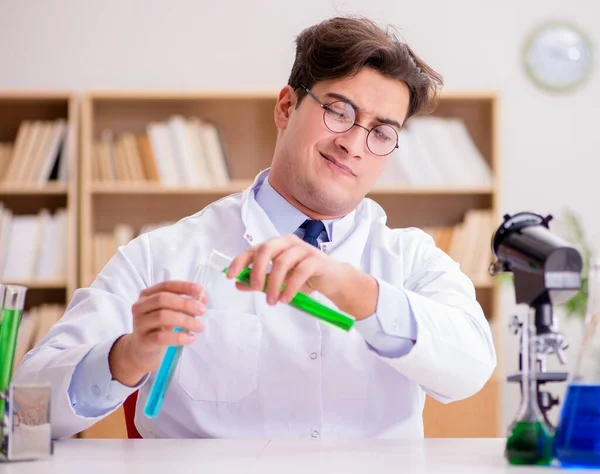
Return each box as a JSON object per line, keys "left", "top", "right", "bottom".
{"left": 3, "top": 280, "right": 67, "bottom": 289}
{"left": 89, "top": 183, "right": 494, "bottom": 197}
{"left": 472, "top": 278, "right": 494, "bottom": 289}
{"left": 0, "top": 184, "right": 68, "bottom": 195}
{"left": 91, "top": 180, "right": 252, "bottom": 195}
{"left": 79, "top": 89, "right": 501, "bottom": 441}
{"left": 368, "top": 186, "right": 494, "bottom": 196}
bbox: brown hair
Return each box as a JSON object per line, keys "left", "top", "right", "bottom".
{"left": 288, "top": 16, "right": 443, "bottom": 121}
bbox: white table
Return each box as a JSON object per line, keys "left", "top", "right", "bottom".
{"left": 0, "top": 438, "right": 593, "bottom": 473}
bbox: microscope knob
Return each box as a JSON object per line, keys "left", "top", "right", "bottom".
{"left": 509, "top": 315, "right": 522, "bottom": 334}
{"left": 538, "top": 390, "right": 560, "bottom": 411}
{"left": 556, "top": 348, "right": 567, "bottom": 365}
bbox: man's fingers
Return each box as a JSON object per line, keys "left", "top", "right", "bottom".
{"left": 227, "top": 249, "right": 255, "bottom": 280}
{"left": 136, "top": 309, "right": 204, "bottom": 334}
{"left": 249, "top": 240, "right": 295, "bottom": 291}
{"left": 279, "top": 258, "right": 319, "bottom": 304}
{"left": 147, "top": 328, "right": 198, "bottom": 346}
{"left": 235, "top": 281, "right": 253, "bottom": 292}
{"left": 227, "top": 235, "right": 302, "bottom": 282}
{"left": 265, "top": 246, "right": 308, "bottom": 304}
{"left": 134, "top": 292, "right": 205, "bottom": 318}
{"left": 140, "top": 281, "right": 203, "bottom": 299}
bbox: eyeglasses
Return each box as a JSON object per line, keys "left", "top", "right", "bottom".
{"left": 299, "top": 84, "right": 400, "bottom": 156}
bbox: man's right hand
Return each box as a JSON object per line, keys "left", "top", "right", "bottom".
{"left": 109, "top": 281, "right": 206, "bottom": 387}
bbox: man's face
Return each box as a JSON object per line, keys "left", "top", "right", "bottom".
{"left": 271, "top": 67, "right": 410, "bottom": 217}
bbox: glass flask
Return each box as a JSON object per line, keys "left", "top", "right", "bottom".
{"left": 554, "top": 257, "right": 600, "bottom": 468}
{"left": 505, "top": 310, "right": 553, "bottom": 465}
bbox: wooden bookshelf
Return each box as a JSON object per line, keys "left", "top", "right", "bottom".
{"left": 420, "top": 92, "right": 502, "bottom": 438}
{"left": 79, "top": 90, "right": 501, "bottom": 439}
{"left": 0, "top": 92, "right": 78, "bottom": 308}
{"left": 91, "top": 180, "right": 252, "bottom": 195}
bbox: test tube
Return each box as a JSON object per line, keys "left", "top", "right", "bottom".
{"left": 209, "top": 250, "right": 355, "bottom": 331}
{"left": 142, "top": 337, "right": 183, "bottom": 419}
{"left": 0, "top": 284, "right": 6, "bottom": 341}
{"left": 143, "top": 263, "right": 210, "bottom": 419}
{"left": 0, "top": 285, "right": 28, "bottom": 421}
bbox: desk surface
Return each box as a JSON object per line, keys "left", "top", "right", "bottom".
{"left": 0, "top": 438, "right": 581, "bottom": 473}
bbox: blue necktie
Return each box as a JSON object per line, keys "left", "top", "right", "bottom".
{"left": 301, "top": 219, "right": 325, "bottom": 248}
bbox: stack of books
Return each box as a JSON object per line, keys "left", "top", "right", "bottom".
{"left": 92, "top": 116, "right": 230, "bottom": 186}
{"left": 0, "top": 205, "right": 67, "bottom": 283}
{"left": 377, "top": 116, "right": 493, "bottom": 188}
{"left": 0, "top": 120, "right": 69, "bottom": 185}
{"left": 422, "top": 209, "right": 496, "bottom": 283}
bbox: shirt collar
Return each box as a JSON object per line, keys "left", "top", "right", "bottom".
{"left": 252, "top": 169, "right": 356, "bottom": 243}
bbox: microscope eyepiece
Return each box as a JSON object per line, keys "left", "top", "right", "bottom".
{"left": 490, "top": 212, "right": 582, "bottom": 306}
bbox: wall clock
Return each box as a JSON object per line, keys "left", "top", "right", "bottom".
{"left": 523, "top": 22, "right": 593, "bottom": 92}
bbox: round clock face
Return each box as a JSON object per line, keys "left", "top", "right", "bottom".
{"left": 523, "top": 22, "right": 593, "bottom": 92}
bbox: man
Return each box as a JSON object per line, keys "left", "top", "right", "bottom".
{"left": 14, "top": 16, "right": 496, "bottom": 439}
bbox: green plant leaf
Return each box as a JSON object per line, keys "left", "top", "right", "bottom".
{"left": 556, "top": 209, "right": 592, "bottom": 319}
{"left": 562, "top": 277, "right": 588, "bottom": 319}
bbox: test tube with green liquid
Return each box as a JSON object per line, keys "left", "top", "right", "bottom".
{"left": 0, "top": 284, "right": 27, "bottom": 423}
{"left": 213, "top": 250, "right": 355, "bottom": 332}
{"left": 0, "top": 285, "right": 5, "bottom": 349}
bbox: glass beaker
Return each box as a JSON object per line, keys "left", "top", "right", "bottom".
{"left": 505, "top": 309, "right": 553, "bottom": 465}
{"left": 0, "top": 285, "right": 28, "bottom": 424}
{"left": 553, "top": 257, "right": 600, "bottom": 468}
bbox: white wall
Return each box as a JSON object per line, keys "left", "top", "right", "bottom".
{"left": 1, "top": 0, "right": 599, "bottom": 433}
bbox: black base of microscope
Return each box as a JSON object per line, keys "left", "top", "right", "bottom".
{"left": 506, "top": 372, "right": 568, "bottom": 383}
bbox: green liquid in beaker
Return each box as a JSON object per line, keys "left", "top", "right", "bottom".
{"left": 505, "top": 420, "right": 553, "bottom": 466}
{"left": 0, "top": 308, "right": 23, "bottom": 419}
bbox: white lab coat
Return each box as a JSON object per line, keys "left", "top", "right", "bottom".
{"left": 13, "top": 170, "right": 496, "bottom": 440}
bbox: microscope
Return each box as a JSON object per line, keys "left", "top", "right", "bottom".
{"left": 489, "top": 212, "right": 583, "bottom": 430}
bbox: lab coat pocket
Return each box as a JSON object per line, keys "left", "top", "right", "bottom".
{"left": 177, "top": 309, "right": 262, "bottom": 403}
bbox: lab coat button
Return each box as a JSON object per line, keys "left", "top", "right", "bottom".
{"left": 311, "top": 430, "right": 320, "bottom": 439}
{"left": 310, "top": 352, "right": 318, "bottom": 360}
{"left": 245, "top": 233, "right": 253, "bottom": 242}
{"left": 91, "top": 385, "right": 101, "bottom": 396}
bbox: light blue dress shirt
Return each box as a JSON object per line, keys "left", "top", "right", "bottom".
{"left": 67, "top": 176, "right": 417, "bottom": 416}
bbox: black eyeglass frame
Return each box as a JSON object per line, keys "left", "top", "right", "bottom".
{"left": 298, "top": 84, "right": 400, "bottom": 156}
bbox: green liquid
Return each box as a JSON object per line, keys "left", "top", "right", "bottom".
{"left": 0, "top": 308, "right": 23, "bottom": 420}
{"left": 505, "top": 420, "right": 553, "bottom": 465}
{"left": 227, "top": 267, "right": 355, "bottom": 332}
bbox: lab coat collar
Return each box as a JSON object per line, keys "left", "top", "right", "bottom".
{"left": 254, "top": 173, "right": 357, "bottom": 244}
{"left": 240, "top": 169, "right": 281, "bottom": 246}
